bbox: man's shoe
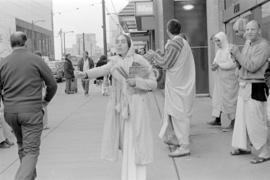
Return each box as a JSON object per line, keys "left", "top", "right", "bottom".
{"left": 222, "top": 124, "right": 233, "bottom": 132}
{"left": 168, "top": 147, "right": 190, "bottom": 157}
{"left": 207, "top": 119, "right": 221, "bottom": 126}
{"left": 164, "top": 139, "right": 180, "bottom": 147}
{"left": 0, "top": 141, "right": 11, "bottom": 148}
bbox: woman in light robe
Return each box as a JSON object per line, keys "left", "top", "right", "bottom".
{"left": 209, "top": 32, "right": 239, "bottom": 131}
{"left": 75, "top": 34, "right": 157, "bottom": 180}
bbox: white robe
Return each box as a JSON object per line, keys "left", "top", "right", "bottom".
{"left": 212, "top": 32, "right": 238, "bottom": 118}
{"left": 84, "top": 50, "right": 157, "bottom": 180}
{"left": 159, "top": 39, "right": 195, "bottom": 142}
{"left": 232, "top": 82, "right": 268, "bottom": 150}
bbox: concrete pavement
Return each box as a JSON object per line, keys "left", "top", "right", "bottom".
{"left": 0, "top": 81, "right": 269, "bottom": 180}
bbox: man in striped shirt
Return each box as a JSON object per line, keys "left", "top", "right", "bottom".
{"left": 145, "top": 19, "right": 196, "bottom": 157}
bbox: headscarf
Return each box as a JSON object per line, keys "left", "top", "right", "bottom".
{"left": 213, "top": 32, "right": 232, "bottom": 65}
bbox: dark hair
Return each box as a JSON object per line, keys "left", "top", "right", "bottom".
{"left": 167, "top": 19, "right": 181, "bottom": 35}
{"left": 84, "top": 51, "right": 89, "bottom": 55}
{"left": 34, "top": 51, "right": 42, "bottom": 57}
{"left": 116, "top": 33, "right": 131, "bottom": 48}
{"left": 10, "top": 31, "right": 27, "bottom": 48}
{"left": 64, "top": 53, "right": 71, "bottom": 59}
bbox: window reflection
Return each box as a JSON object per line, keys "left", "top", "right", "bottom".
{"left": 261, "top": 1, "right": 270, "bottom": 42}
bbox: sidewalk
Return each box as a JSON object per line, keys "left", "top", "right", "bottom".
{"left": 0, "top": 82, "right": 269, "bottom": 180}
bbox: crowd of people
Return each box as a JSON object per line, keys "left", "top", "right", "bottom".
{"left": 0, "top": 17, "right": 270, "bottom": 180}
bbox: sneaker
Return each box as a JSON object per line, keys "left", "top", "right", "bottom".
{"left": 164, "top": 139, "right": 180, "bottom": 147}
{"left": 168, "top": 147, "right": 190, "bottom": 157}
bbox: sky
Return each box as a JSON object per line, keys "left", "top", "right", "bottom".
{"left": 53, "top": 0, "right": 129, "bottom": 59}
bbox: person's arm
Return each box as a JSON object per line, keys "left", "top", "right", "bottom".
{"left": 218, "top": 53, "right": 237, "bottom": 70}
{"left": 153, "top": 38, "right": 183, "bottom": 69}
{"left": 76, "top": 61, "right": 113, "bottom": 79}
{"left": 38, "top": 59, "right": 57, "bottom": 103}
{"left": 234, "top": 43, "right": 270, "bottom": 72}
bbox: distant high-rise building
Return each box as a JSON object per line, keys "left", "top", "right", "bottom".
{"left": 76, "top": 33, "right": 96, "bottom": 57}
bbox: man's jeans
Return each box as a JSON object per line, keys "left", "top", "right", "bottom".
{"left": 81, "top": 79, "right": 90, "bottom": 94}
{"left": 65, "top": 78, "right": 72, "bottom": 93}
{"left": 4, "top": 111, "right": 43, "bottom": 180}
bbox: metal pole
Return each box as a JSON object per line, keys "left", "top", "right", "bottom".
{"left": 102, "top": 0, "right": 107, "bottom": 56}
{"left": 31, "top": 20, "right": 34, "bottom": 52}
{"left": 63, "top": 32, "right": 66, "bottom": 55}
{"left": 60, "top": 29, "right": 63, "bottom": 58}
{"left": 82, "top": 33, "right": 85, "bottom": 52}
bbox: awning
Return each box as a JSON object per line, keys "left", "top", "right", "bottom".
{"left": 118, "top": 2, "right": 137, "bottom": 32}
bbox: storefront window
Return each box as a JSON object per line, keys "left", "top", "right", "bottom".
{"left": 261, "top": 1, "right": 270, "bottom": 42}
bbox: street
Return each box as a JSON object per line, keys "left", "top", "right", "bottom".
{"left": 0, "top": 82, "right": 269, "bottom": 180}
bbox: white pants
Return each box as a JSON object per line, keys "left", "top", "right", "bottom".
{"left": 121, "top": 119, "right": 146, "bottom": 180}
{"left": 232, "top": 93, "right": 270, "bottom": 158}
{"left": 170, "top": 115, "right": 190, "bottom": 146}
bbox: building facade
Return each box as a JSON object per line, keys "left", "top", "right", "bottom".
{"left": 76, "top": 33, "right": 96, "bottom": 57}
{"left": 0, "top": 0, "right": 54, "bottom": 59}
{"left": 118, "top": 0, "right": 270, "bottom": 95}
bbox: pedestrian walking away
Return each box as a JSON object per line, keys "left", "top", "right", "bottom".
{"left": 0, "top": 31, "right": 57, "bottom": 180}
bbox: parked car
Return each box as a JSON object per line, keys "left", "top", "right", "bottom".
{"left": 46, "top": 60, "right": 65, "bottom": 82}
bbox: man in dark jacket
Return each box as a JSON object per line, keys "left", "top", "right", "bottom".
{"left": 77, "top": 51, "right": 94, "bottom": 95}
{"left": 64, "top": 53, "right": 75, "bottom": 94}
{"left": 0, "top": 31, "right": 57, "bottom": 180}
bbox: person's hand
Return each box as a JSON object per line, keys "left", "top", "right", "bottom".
{"left": 144, "top": 50, "right": 156, "bottom": 62}
{"left": 74, "top": 71, "right": 86, "bottom": 79}
{"left": 126, "top": 78, "right": 136, "bottom": 87}
{"left": 230, "top": 45, "right": 240, "bottom": 59}
{"left": 211, "top": 63, "right": 219, "bottom": 71}
{"left": 155, "top": 49, "right": 163, "bottom": 56}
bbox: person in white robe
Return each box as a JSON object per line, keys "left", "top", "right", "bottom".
{"left": 75, "top": 34, "right": 157, "bottom": 180}
{"left": 230, "top": 20, "right": 270, "bottom": 164}
{"left": 145, "top": 19, "right": 195, "bottom": 157}
{"left": 209, "top": 32, "right": 238, "bottom": 131}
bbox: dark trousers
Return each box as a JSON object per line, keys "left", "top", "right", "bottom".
{"left": 4, "top": 111, "right": 43, "bottom": 180}
{"left": 65, "top": 78, "right": 73, "bottom": 93}
{"left": 81, "top": 79, "right": 90, "bottom": 94}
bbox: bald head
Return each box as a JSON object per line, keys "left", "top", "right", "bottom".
{"left": 245, "top": 20, "right": 261, "bottom": 42}
{"left": 10, "top": 31, "right": 27, "bottom": 48}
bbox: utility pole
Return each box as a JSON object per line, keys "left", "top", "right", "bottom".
{"left": 102, "top": 0, "right": 107, "bottom": 56}
{"left": 31, "top": 20, "right": 34, "bottom": 52}
{"left": 82, "top": 32, "right": 85, "bottom": 52}
{"left": 63, "top": 32, "right": 66, "bottom": 55}
{"left": 59, "top": 29, "right": 63, "bottom": 57}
